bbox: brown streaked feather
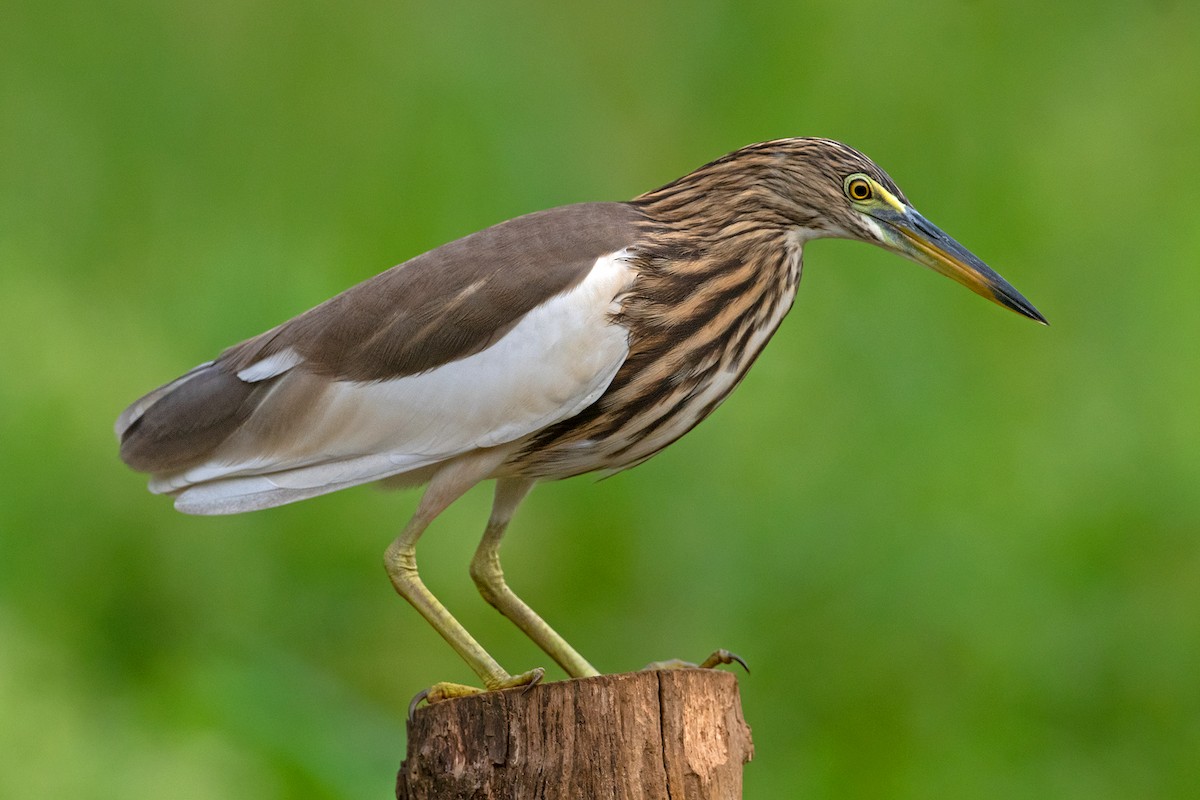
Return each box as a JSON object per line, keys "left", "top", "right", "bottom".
{"left": 118, "top": 202, "right": 643, "bottom": 475}
{"left": 508, "top": 141, "right": 865, "bottom": 477}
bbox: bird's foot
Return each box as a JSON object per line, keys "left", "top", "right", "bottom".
{"left": 644, "top": 648, "right": 749, "bottom": 673}
{"left": 407, "top": 667, "right": 545, "bottom": 721}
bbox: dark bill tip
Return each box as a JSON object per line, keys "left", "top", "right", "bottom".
{"left": 885, "top": 207, "right": 1048, "bottom": 327}
{"left": 991, "top": 284, "right": 1049, "bottom": 326}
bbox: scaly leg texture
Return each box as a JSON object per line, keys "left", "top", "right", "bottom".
{"left": 384, "top": 448, "right": 543, "bottom": 704}
{"left": 469, "top": 478, "right": 599, "bottom": 678}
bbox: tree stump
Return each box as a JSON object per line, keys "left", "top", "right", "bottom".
{"left": 397, "top": 669, "right": 753, "bottom": 799}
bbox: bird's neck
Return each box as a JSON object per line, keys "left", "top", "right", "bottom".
{"left": 622, "top": 157, "right": 811, "bottom": 342}
{"left": 617, "top": 202, "right": 804, "bottom": 369}
{"left": 634, "top": 174, "right": 799, "bottom": 245}
{"left": 629, "top": 176, "right": 805, "bottom": 297}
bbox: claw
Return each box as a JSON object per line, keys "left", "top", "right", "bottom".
{"left": 698, "top": 648, "right": 750, "bottom": 673}
{"left": 407, "top": 687, "right": 431, "bottom": 723}
{"left": 644, "top": 648, "right": 749, "bottom": 674}
{"left": 407, "top": 668, "right": 546, "bottom": 723}
{"left": 407, "top": 682, "right": 482, "bottom": 722}
{"left": 519, "top": 667, "right": 546, "bottom": 694}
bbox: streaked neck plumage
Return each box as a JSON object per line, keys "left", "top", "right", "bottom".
{"left": 510, "top": 147, "right": 827, "bottom": 479}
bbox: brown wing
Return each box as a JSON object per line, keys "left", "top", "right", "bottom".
{"left": 117, "top": 202, "right": 643, "bottom": 476}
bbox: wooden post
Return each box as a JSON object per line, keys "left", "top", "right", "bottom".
{"left": 397, "top": 670, "right": 753, "bottom": 799}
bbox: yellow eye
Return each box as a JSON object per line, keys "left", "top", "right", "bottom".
{"left": 846, "top": 176, "right": 873, "bottom": 202}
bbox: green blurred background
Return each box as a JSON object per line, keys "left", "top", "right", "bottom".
{"left": 3, "top": 1, "right": 1199, "bottom": 797}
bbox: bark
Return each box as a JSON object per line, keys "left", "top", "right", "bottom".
{"left": 397, "top": 669, "right": 753, "bottom": 799}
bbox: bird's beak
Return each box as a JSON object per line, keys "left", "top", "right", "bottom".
{"left": 872, "top": 204, "right": 1047, "bottom": 325}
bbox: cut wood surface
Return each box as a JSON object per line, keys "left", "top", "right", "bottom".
{"left": 397, "top": 669, "right": 753, "bottom": 799}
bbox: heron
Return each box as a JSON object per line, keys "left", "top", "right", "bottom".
{"left": 116, "top": 137, "right": 1045, "bottom": 705}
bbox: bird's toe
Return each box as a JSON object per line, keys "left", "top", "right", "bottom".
{"left": 643, "top": 648, "right": 749, "bottom": 674}
{"left": 408, "top": 667, "right": 546, "bottom": 721}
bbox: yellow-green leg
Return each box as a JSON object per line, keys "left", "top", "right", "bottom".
{"left": 470, "top": 477, "right": 600, "bottom": 678}
{"left": 384, "top": 449, "right": 543, "bottom": 706}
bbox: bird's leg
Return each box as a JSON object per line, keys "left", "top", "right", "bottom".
{"left": 384, "top": 449, "right": 543, "bottom": 701}
{"left": 469, "top": 477, "right": 600, "bottom": 679}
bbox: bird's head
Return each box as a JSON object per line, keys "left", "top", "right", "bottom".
{"left": 772, "top": 138, "right": 1047, "bottom": 324}
{"left": 641, "top": 138, "right": 1045, "bottom": 324}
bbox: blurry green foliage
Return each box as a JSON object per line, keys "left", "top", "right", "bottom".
{"left": 2, "top": 1, "right": 1199, "bottom": 798}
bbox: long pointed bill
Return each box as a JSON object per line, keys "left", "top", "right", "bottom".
{"left": 876, "top": 205, "right": 1047, "bottom": 324}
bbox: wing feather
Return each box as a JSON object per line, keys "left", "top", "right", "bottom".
{"left": 118, "top": 230, "right": 639, "bottom": 514}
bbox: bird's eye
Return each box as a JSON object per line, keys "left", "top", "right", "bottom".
{"left": 846, "top": 176, "right": 873, "bottom": 202}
